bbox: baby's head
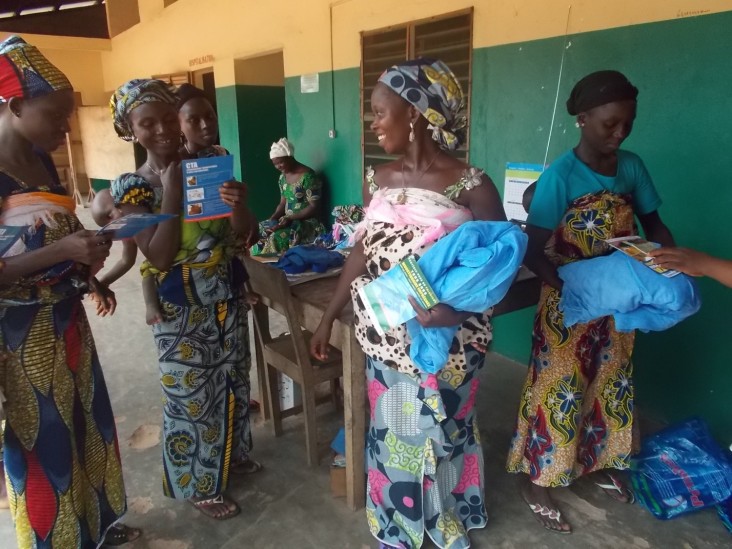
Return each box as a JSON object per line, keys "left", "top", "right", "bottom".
{"left": 522, "top": 181, "right": 537, "bottom": 214}
{"left": 91, "top": 189, "right": 121, "bottom": 227}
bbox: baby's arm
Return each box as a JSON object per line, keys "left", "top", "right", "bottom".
{"left": 98, "top": 240, "right": 138, "bottom": 287}
{"left": 142, "top": 275, "right": 162, "bottom": 325}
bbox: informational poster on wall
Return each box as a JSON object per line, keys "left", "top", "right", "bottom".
{"left": 503, "top": 162, "right": 545, "bottom": 223}
{"left": 300, "top": 73, "right": 319, "bottom": 93}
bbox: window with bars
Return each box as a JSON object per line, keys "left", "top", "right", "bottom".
{"left": 152, "top": 72, "right": 192, "bottom": 86}
{"left": 361, "top": 10, "right": 473, "bottom": 170}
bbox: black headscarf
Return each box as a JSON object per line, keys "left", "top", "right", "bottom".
{"left": 566, "top": 70, "right": 638, "bottom": 115}
{"left": 176, "top": 83, "right": 208, "bottom": 110}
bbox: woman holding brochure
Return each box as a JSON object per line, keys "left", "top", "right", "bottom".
{"left": 506, "top": 70, "right": 675, "bottom": 533}
{"left": 310, "top": 59, "right": 506, "bottom": 549}
{"left": 110, "top": 78, "right": 260, "bottom": 520}
{"left": 0, "top": 36, "right": 140, "bottom": 547}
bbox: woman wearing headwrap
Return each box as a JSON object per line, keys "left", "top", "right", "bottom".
{"left": 110, "top": 78, "right": 259, "bottom": 520}
{"left": 250, "top": 137, "right": 326, "bottom": 255}
{"left": 177, "top": 83, "right": 227, "bottom": 159}
{"left": 506, "top": 70, "right": 675, "bottom": 533}
{"left": 0, "top": 36, "right": 139, "bottom": 547}
{"left": 310, "top": 58, "right": 505, "bottom": 549}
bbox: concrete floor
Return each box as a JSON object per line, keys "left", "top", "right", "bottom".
{"left": 1, "top": 207, "right": 730, "bottom": 548}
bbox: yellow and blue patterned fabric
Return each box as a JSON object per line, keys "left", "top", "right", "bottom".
{"left": 110, "top": 78, "right": 177, "bottom": 141}
{"left": 378, "top": 58, "right": 466, "bottom": 151}
{"left": 110, "top": 168, "right": 252, "bottom": 501}
{"left": 0, "top": 155, "right": 126, "bottom": 549}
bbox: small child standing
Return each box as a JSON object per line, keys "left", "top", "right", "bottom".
{"left": 91, "top": 189, "right": 162, "bottom": 324}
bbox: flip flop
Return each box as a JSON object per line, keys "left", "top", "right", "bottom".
{"left": 231, "top": 459, "right": 263, "bottom": 475}
{"left": 595, "top": 472, "right": 635, "bottom": 504}
{"left": 525, "top": 501, "right": 572, "bottom": 534}
{"left": 189, "top": 494, "right": 241, "bottom": 520}
{"left": 103, "top": 524, "right": 142, "bottom": 546}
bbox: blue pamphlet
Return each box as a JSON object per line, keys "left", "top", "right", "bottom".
{"left": 0, "top": 225, "right": 26, "bottom": 256}
{"left": 97, "top": 213, "right": 176, "bottom": 240}
{"left": 181, "top": 155, "right": 235, "bottom": 221}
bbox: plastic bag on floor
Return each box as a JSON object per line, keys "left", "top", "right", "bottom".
{"left": 630, "top": 418, "right": 732, "bottom": 519}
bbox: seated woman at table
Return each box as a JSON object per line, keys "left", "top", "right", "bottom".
{"left": 310, "top": 59, "right": 506, "bottom": 549}
{"left": 250, "top": 138, "right": 326, "bottom": 255}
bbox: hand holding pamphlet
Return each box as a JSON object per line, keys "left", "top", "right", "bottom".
{"left": 605, "top": 236, "right": 680, "bottom": 278}
{"left": 182, "top": 155, "right": 236, "bottom": 221}
{"left": 97, "top": 213, "right": 176, "bottom": 240}
{"left": 358, "top": 255, "right": 439, "bottom": 335}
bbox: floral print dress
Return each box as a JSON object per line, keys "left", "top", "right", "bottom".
{"left": 251, "top": 171, "right": 326, "bottom": 255}
{"left": 506, "top": 191, "right": 637, "bottom": 487}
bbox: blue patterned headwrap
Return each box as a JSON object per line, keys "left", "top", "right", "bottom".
{"left": 378, "top": 58, "right": 466, "bottom": 151}
{"left": 110, "top": 78, "right": 177, "bottom": 141}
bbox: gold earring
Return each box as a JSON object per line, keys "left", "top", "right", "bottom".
{"left": 409, "top": 121, "right": 415, "bottom": 143}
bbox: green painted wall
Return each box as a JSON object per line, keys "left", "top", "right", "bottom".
{"left": 284, "top": 68, "right": 362, "bottom": 220}
{"left": 216, "top": 84, "right": 287, "bottom": 220}
{"left": 470, "top": 11, "right": 732, "bottom": 441}
{"left": 275, "top": 13, "right": 731, "bottom": 441}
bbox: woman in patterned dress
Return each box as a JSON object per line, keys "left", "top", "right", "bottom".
{"left": 250, "top": 138, "right": 326, "bottom": 255}
{"left": 109, "top": 79, "right": 258, "bottom": 520}
{"left": 0, "top": 36, "right": 138, "bottom": 548}
{"left": 506, "top": 70, "right": 675, "bottom": 533}
{"left": 310, "top": 59, "right": 505, "bottom": 549}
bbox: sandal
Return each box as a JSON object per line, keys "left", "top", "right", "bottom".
{"left": 595, "top": 472, "right": 635, "bottom": 504}
{"left": 525, "top": 501, "right": 572, "bottom": 534}
{"left": 103, "top": 524, "right": 142, "bottom": 546}
{"left": 189, "top": 494, "right": 241, "bottom": 520}
{"left": 231, "top": 459, "right": 263, "bottom": 475}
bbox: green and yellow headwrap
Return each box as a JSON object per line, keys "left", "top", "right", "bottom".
{"left": 378, "top": 58, "right": 466, "bottom": 151}
{"left": 110, "top": 78, "right": 177, "bottom": 141}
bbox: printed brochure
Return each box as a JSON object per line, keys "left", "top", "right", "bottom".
{"left": 605, "top": 236, "right": 680, "bottom": 278}
{"left": 182, "top": 155, "right": 235, "bottom": 221}
{"left": 358, "top": 255, "right": 439, "bottom": 335}
{"left": 97, "top": 213, "right": 176, "bottom": 240}
{"left": 0, "top": 225, "right": 25, "bottom": 256}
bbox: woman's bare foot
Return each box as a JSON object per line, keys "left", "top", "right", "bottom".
{"left": 189, "top": 494, "right": 240, "bottom": 520}
{"left": 519, "top": 475, "right": 571, "bottom": 533}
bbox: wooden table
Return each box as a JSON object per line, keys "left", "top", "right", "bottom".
{"left": 255, "top": 266, "right": 540, "bottom": 511}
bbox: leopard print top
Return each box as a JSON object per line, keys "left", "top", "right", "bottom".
{"left": 350, "top": 167, "right": 493, "bottom": 374}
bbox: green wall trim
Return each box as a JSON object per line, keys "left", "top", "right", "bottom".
{"left": 470, "top": 11, "right": 732, "bottom": 441}
{"left": 284, "top": 68, "right": 362, "bottom": 219}
{"left": 217, "top": 12, "right": 731, "bottom": 441}
{"left": 216, "top": 84, "right": 287, "bottom": 220}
